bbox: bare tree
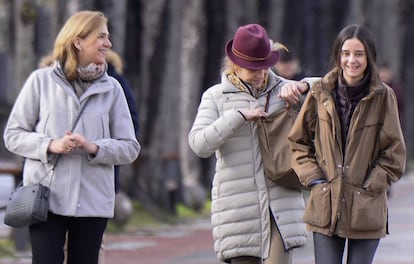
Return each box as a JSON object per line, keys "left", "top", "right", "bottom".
{"left": 0, "top": 0, "right": 13, "bottom": 104}
{"left": 179, "top": 0, "right": 207, "bottom": 210}
{"left": 13, "top": 0, "right": 36, "bottom": 98}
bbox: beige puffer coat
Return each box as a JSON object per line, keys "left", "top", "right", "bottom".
{"left": 189, "top": 71, "right": 307, "bottom": 262}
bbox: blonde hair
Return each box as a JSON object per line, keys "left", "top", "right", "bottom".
{"left": 220, "top": 56, "right": 238, "bottom": 75}
{"left": 53, "top": 11, "right": 108, "bottom": 81}
{"left": 106, "top": 49, "right": 123, "bottom": 73}
{"left": 38, "top": 53, "right": 54, "bottom": 68}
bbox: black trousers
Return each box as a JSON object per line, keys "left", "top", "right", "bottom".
{"left": 29, "top": 212, "right": 108, "bottom": 264}
{"left": 313, "top": 232, "right": 380, "bottom": 264}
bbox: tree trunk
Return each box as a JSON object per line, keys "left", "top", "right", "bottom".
{"left": 14, "top": 0, "right": 36, "bottom": 97}
{"left": 0, "top": 0, "right": 12, "bottom": 104}
{"left": 179, "top": 0, "right": 207, "bottom": 210}
{"left": 34, "top": 2, "right": 59, "bottom": 62}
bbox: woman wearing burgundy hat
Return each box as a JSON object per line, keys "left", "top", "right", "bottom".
{"left": 189, "top": 24, "right": 313, "bottom": 264}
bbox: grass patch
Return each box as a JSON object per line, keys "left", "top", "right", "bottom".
{"left": 107, "top": 199, "right": 211, "bottom": 233}
{"left": 0, "top": 237, "right": 19, "bottom": 259}
{"left": 106, "top": 201, "right": 162, "bottom": 233}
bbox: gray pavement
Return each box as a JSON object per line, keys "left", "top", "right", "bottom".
{"left": 106, "top": 172, "right": 414, "bottom": 264}
{"left": 1, "top": 173, "right": 414, "bottom": 263}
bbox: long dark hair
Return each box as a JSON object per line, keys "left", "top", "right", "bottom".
{"left": 329, "top": 24, "right": 379, "bottom": 81}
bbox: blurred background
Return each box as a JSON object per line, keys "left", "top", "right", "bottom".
{"left": 0, "top": 0, "right": 413, "bottom": 226}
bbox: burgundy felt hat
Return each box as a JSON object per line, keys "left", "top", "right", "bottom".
{"left": 225, "top": 24, "right": 279, "bottom": 70}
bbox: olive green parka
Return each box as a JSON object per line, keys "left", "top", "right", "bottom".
{"left": 288, "top": 69, "right": 406, "bottom": 239}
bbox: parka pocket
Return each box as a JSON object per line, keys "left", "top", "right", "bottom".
{"left": 350, "top": 188, "right": 386, "bottom": 231}
{"left": 304, "top": 183, "right": 331, "bottom": 228}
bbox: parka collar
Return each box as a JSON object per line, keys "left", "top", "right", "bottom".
{"left": 51, "top": 61, "right": 113, "bottom": 102}
{"left": 221, "top": 70, "right": 282, "bottom": 95}
{"left": 317, "top": 68, "right": 385, "bottom": 99}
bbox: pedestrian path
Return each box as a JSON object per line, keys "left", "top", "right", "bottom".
{"left": 293, "top": 172, "right": 414, "bottom": 264}
{"left": 104, "top": 172, "right": 414, "bottom": 264}
{"left": 105, "top": 172, "right": 414, "bottom": 264}
{"left": 374, "top": 172, "right": 414, "bottom": 263}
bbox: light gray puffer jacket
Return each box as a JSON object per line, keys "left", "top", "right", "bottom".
{"left": 188, "top": 71, "right": 307, "bottom": 262}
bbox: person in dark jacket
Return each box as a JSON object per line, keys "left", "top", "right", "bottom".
{"left": 272, "top": 48, "right": 305, "bottom": 81}
{"left": 289, "top": 24, "right": 406, "bottom": 264}
{"left": 378, "top": 62, "right": 405, "bottom": 131}
{"left": 106, "top": 50, "right": 139, "bottom": 193}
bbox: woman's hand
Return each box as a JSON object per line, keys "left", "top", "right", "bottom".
{"left": 278, "top": 81, "right": 309, "bottom": 107}
{"left": 48, "top": 131, "right": 79, "bottom": 154}
{"left": 69, "top": 132, "right": 99, "bottom": 155}
{"left": 48, "top": 131, "right": 99, "bottom": 155}
{"left": 238, "top": 108, "right": 268, "bottom": 121}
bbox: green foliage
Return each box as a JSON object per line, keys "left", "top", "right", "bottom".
{"left": 107, "top": 201, "right": 162, "bottom": 233}
{"left": 0, "top": 237, "right": 18, "bottom": 259}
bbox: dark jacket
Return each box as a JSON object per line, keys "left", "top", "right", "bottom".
{"left": 107, "top": 64, "right": 139, "bottom": 137}
{"left": 288, "top": 69, "right": 406, "bottom": 239}
{"left": 107, "top": 63, "right": 139, "bottom": 193}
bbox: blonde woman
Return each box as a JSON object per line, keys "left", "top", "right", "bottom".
{"left": 189, "top": 24, "right": 313, "bottom": 264}
{"left": 3, "top": 11, "right": 140, "bottom": 263}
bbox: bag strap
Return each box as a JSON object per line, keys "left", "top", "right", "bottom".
{"left": 264, "top": 92, "right": 271, "bottom": 112}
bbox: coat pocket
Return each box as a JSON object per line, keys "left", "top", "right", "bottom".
{"left": 350, "top": 189, "right": 386, "bottom": 231}
{"left": 304, "top": 183, "right": 331, "bottom": 228}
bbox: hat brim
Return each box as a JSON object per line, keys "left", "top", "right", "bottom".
{"left": 225, "top": 39, "right": 279, "bottom": 70}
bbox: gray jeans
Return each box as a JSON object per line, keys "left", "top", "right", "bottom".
{"left": 313, "top": 232, "right": 380, "bottom": 264}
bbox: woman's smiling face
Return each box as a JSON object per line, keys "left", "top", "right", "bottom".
{"left": 340, "top": 38, "right": 368, "bottom": 86}
{"left": 77, "top": 24, "right": 112, "bottom": 66}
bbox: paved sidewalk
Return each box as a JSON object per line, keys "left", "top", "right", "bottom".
{"left": 1, "top": 173, "right": 413, "bottom": 263}
{"left": 94, "top": 173, "right": 414, "bottom": 264}
{"left": 293, "top": 173, "right": 414, "bottom": 264}
{"left": 106, "top": 172, "right": 414, "bottom": 264}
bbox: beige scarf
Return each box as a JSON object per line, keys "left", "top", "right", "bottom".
{"left": 225, "top": 71, "right": 269, "bottom": 98}
{"left": 72, "top": 63, "right": 107, "bottom": 97}
{"left": 77, "top": 63, "right": 106, "bottom": 82}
